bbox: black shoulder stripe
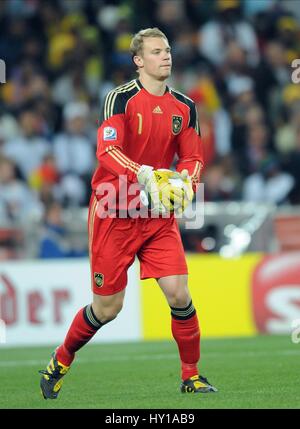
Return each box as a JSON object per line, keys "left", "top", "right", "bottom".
{"left": 99, "top": 80, "right": 140, "bottom": 124}
{"left": 170, "top": 89, "right": 201, "bottom": 136}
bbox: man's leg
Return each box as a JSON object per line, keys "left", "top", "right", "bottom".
{"left": 157, "top": 274, "right": 217, "bottom": 393}
{"left": 157, "top": 275, "right": 199, "bottom": 379}
{"left": 56, "top": 290, "right": 125, "bottom": 365}
{"left": 39, "top": 290, "right": 125, "bottom": 399}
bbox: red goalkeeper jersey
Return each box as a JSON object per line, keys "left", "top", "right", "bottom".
{"left": 91, "top": 79, "right": 204, "bottom": 210}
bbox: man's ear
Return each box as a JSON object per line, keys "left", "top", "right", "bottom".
{"left": 133, "top": 55, "right": 143, "bottom": 69}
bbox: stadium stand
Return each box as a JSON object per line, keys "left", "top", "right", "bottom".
{"left": 0, "top": 0, "right": 300, "bottom": 258}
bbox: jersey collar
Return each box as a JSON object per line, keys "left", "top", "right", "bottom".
{"left": 135, "top": 79, "right": 170, "bottom": 95}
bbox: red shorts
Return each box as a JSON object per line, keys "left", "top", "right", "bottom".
{"left": 88, "top": 195, "right": 188, "bottom": 295}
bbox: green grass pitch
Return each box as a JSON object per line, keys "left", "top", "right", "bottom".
{"left": 0, "top": 335, "right": 299, "bottom": 409}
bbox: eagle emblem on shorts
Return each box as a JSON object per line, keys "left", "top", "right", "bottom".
{"left": 94, "top": 272, "right": 104, "bottom": 287}
{"left": 172, "top": 115, "right": 183, "bottom": 135}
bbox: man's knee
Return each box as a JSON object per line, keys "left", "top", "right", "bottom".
{"left": 168, "top": 290, "right": 191, "bottom": 308}
{"left": 163, "top": 283, "right": 191, "bottom": 308}
{"left": 157, "top": 275, "right": 191, "bottom": 308}
{"left": 92, "top": 291, "right": 124, "bottom": 323}
{"left": 92, "top": 300, "right": 123, "bottom": 323}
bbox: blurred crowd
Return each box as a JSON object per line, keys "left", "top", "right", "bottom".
{"left": 1, "top": 0, "right": 300, "bottom": 257}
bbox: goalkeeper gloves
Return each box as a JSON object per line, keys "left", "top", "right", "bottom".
{"left": 137, "top": 165, "right": 185, "bottom": 213}
{"left": 175, "top": 169, "right": 194, "bottom": 215}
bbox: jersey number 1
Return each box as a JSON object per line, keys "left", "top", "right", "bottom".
{"left": 137, "top": 113, "right": 142, "bottom": 135}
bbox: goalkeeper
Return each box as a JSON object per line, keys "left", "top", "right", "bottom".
{"left": 39, "top": 27, "right": 217, "bottom": 398}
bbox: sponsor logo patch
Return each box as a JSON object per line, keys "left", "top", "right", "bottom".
{"left": 153, "top": 105, "right": 163, "bottom": 114}
{"left": 103, "top": 127, "right": 117, "bottom": 141}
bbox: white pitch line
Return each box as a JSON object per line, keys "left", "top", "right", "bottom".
{"left": 0, "top": 349, "right": 299, "bottom": 368}
{"left": 0, "top": 354, "right": 178, "bottom": 368}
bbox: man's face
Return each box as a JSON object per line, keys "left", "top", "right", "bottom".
{"left": 135, "top": 37, "right": 172, "bottom": 80}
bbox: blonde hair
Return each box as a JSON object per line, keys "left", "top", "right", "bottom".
{"left": 130, "top": 27, "right": 169, "bottom": 57}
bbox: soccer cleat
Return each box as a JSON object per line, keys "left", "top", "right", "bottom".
{"left": 39, "top": 351, "right": 70, "bottom": 399}
{"left": 180, "top": 375, "right": 218, "bottom": 394}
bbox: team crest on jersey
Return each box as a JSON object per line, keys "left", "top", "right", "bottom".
{"left": 103, "top": 127, "right": 117, "bottom": 141}
{"left": 172, "top": 115, "right": 183, "bottom": 135}
{"left": 94, "top": 272, "right": 104, "bottom": 288}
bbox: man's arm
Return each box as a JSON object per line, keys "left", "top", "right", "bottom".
{"left": 175, "top": 101, "right": 204, "bottom": 192}
{"left": 96, "top": 90, "right": 141, "bottom": 183}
